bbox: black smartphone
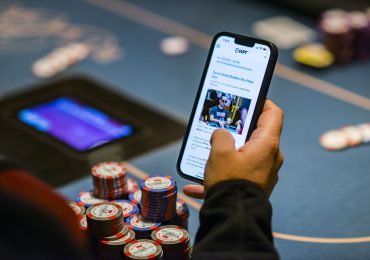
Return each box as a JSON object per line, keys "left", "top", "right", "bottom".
{"left": 177, "top": 32, "right": 278, "bottom": 184}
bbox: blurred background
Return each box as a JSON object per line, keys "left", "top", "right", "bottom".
{"left": 0, "top": 0, "right": 369, "bottom": 259}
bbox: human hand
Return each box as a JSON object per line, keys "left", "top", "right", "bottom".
{"left": 183, "top": 100, "right": 284, "bottom": 199}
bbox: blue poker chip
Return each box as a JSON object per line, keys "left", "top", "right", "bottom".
{"left": 76, "top": 191, "right": 108, "bottom": 208}
{"left": 140, "top": 176, "right": 176, "bottom": 193}
{"left": 128, "top": 190, "right": 141, "bottom": 205}
{"left": 112, "top": 199, "right": 139, "bottom": 218}
{"left": 176, "top": 199, "right": 190, "bottom": 215}
{"left": 140, "top": 176, "right": 178, "bottom": 222}
{"left": 125, "top": 215, "right": 161, "bottom": 232}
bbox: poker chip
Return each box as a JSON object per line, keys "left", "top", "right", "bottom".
{"left": 68, "top": 201, "right": 86, "bottom": 217}
{"left": 112, "top": 199, "right": 139, "bottom": 218}
{"left": 140, "top": 176, "right": 177, "bottom": 222}
{"left": 76, "top": 191, "right": 108, "bottom": 208}
{"left": 293, "top": 43, "right": 334, "bottom": 69}
{"left": 348, "top": 11, "right": 370, "bottom": 61}
{"left": 79, "top": 215, "right": 88, "bottom": 232}
{"left": 151, "top": 225, "right": 191, "bottom": 260}
{"left": 319, "top": 9, "right": 354, "bottom": 64}
{"left": 127, "top": 178, "right": 140, "bottom": 193}
{"left": 129, "top": 190, "right": 142, "bottom": 205}
{"left": 32, "top": 42, "right": 90, "bottom": 78}
{"left": 98, "top": 229, "right": 135, "bottom": 258}
{"left": 92, "top": 162, "right": 128, "bottom": 199}
{"left": 125, "top": 215, "right": 161, "bottom": 239}
{"left": 124, "top": 239, "right": 163, "bottom": 260}
{"left": 358, "top": 123, "right": 370, "bottom": 143}
{"left": 160, "top": 36, "right": 189, "bottom": 56}
{"left": 341, "top": 126, "right": 363, "bottom": 146}
{"left": 100, "top": 224, "right": 130, "bottom": 241}
{"left": 165, "top": 199, "right": 190, "bottom": 229}
{"left": 319, "top": 123, "right": 370, "bottom": 151}
{"left": 86, "top": 202, "right": 124, "bottom": 238}
{"left": 319, "top": 129, "right": 349, "bottom": 151}
{"left": 317, "top": 9, "right": 370, "bottom": 64}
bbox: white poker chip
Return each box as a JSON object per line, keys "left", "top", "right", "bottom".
{"left": 159, "top": 36, "right": 189, "bottom": 56}
{"left": 79, "top": 215, "right": 88, "bottom": 231}
{"left": 358, "top": 123, "right": 370, "bottom": 143}
{"left": 68, "top": 202, "right": 85, "bottom": 216}
{"left": 71, "top": 43, "right": 91, "bottom": 60}
{"left": 144, "top": 177, "right": 172, "bottom": 190}
{"left": 124, "top": 239, "right": 162, "bottom": 259}
{"left": 32, "top": 58, "right": 55, "bottom": 78}
{"left": 32, "top": 42, "right": 90, "bottom": 78}
{"left": 319, "top": 129, "right": 348, "bottom": 150}
{"left": 77, "top": 191, "right": 107, "bottom": 207}
{"left": 341, "top": 126, "right": 363, "bottom": 146}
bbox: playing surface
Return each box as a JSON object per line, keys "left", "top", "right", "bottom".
{"left": 1, "top": 1, "right": 370, "bottom": 259}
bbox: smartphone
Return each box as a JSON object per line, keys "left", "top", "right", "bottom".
{"left": 177, "top": 32, "right": 278, "bottom": 184}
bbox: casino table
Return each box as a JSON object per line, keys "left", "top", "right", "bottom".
{"left": 1, "top": 0, "right": 370, "bottom": 259}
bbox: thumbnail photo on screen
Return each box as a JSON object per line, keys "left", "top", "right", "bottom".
{"left": 199, "top": 89, "right": 251, "bottom": 135}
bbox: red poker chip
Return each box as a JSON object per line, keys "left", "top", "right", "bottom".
{"left": 86, "top": 202, "right": 124, "bottom": 237}
{"left": 151, "top": 225, "right": 191, "bottom": 259}
{"left": 124, "top": 239, "right": 163, "bottom": 260}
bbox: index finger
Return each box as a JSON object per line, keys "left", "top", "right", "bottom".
{"left": 250, "top": 99, "right": 284, "bottom": 141}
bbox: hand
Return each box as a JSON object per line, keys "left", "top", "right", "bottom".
{"left": 218, "top": 120, "right": 225, "bottom": 128}
{"left": 184, "top": 100, "right": 284, "bottom": 199}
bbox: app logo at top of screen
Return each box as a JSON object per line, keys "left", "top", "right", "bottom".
{"left": 235, "top": 48, "right": 247, "bottom": 54}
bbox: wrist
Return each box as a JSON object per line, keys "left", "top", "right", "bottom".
{"left": 205, "top": 179, "right": 268, "bottom": 199}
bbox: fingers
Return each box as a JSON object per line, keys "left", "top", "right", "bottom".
{"left": 250, "top": 100, "right": 284, "bottom": 141}
{"left": 277, "top": 151, "right": 284, "bottom": 170}
{"left": 210, "top": 129, "right": 235, "bottom": 156}
{"left": 183, "top": 184, "right": 205, "bottom": 199}
{"left": 258, "top": 99, "right": 284, "bottom": 131}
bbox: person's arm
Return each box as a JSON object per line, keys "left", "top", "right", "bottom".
{"left": 193, "top": 180, "right": 278, "bottom": 259}
{"left": 184, "top": 100, "right": 284, "bottom": 259}
{"left": 0, "top": 156, "right": 91, "bottom": 260}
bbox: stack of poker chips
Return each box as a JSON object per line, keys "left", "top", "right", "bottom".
{"left": 348, "top": 11, "right": 370, "bottom": 61}
{"left": 319, "top": 123, "right": 370, "bottom": 151}
{"left": 151, "top": 225, "right": 191, "bottom": 260}
{"left": 124, "top": 239, "right": 164, "bottom": 260}
{"left": 32, "top": 42, "right": 90, "bottom": 78}
{"left": 319, "top": 9, "right": 354, "bottom": 64}
{"left": 318, "top": 9, "right": 370, "bottom": 64}
{"left": 165, "top": 199, "right": 190, "bottom": 230}
{"left": 98, "top": 229, "right": 135, "bottom": 259}
{"left": 140, "top": 176, "right": 177, "bottom": 222}
{"left": 128, "top": 191, "right": 191, "bottom": 230}
{"left": 112, "top": 199, "right": 139, "bottom": 220}
{"left": 125, "top": 215, "right": 161, "bottom": 239}
{"left": 86, "top": 202, "right": 124, "bottom": 238}
{"left": 92, "top": 162, "right": 128, "bottom": 199}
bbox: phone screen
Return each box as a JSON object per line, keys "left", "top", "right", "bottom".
{"left": 180, "top": 35, "right": 272, "bottom": 180}
{"left": 18, "top": 97, "right": 135, "bottom": 151}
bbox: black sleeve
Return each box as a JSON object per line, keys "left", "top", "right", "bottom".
{"left": 192, "top": 179, "right": 279, "bottom": 260}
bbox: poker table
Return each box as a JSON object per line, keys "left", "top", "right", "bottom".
{"left": 1, "top": 0, "right": 370, "bottom": 259}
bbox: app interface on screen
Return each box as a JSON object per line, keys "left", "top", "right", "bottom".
{"left": 18, "top": 97, "right": 134, "bottom": 151}
{"left": 180, "top": 36, "right": 271, "bottom": 179}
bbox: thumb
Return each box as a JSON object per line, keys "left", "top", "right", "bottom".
{"left": 210, "top": 129, "right": 235, "bottom": 157}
